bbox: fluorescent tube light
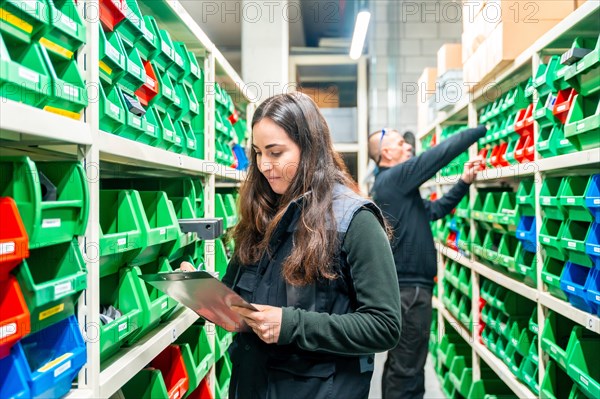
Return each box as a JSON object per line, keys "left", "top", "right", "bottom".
{"left": 349, "top": 10, "right": 371, "bottom": 60}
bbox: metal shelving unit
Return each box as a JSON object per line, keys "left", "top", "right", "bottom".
{"left": 0, "top": 1, "right": 251, "bottom": 397}
{"left": 423, "top": 3, "right": 600, "bottom": 398}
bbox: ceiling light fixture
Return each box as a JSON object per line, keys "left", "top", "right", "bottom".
{"left": 349, "top": 10, "right": 371, "bottom": 60}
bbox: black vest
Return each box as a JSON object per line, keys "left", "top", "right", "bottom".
{"left": 228, "top": 184, "right": 384, "bottom": 399}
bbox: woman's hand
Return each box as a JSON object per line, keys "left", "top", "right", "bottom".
{"left": 231, "top": 304, "right": 283, "bottom": 344}
{"left": 179, "top": 261, "right": 196, "bottom": 271}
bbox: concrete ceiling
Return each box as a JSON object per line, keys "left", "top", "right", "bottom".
{"left": 180, "top": 0, "right": 362, "bottom": 74}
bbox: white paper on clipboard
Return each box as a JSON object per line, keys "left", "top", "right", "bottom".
{"left": 139, "top": 270, "right": 257, "bottom": 332}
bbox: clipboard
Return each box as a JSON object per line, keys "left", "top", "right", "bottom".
{"left": 139, "top": 271, "right": 257, "bottom": 332}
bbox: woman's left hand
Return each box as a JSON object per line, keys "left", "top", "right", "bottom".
{"left": 231, "top": 304, "right": 282, "bottom": 344}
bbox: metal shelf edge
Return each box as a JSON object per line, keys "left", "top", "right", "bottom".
{"left": 99, "top": 308, "right": 199, "bottom": 398}
{"left": 539, "top": 292, "right": 600, "bottom": 334}
{"left": 538, "top": 148, "right": 600, "bottom": 172}
{"left": 475, "top": 163, "right": 537, "bottom": 182}
{"left": 0, "top": 99, "right": 92, "bottom": 145}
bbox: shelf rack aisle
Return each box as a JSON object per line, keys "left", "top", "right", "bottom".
{"left": 425, "top": 3, "right": 600, "bottom": 399}
{"left": 0, "top": 0, "right": 252, "bottom": 398}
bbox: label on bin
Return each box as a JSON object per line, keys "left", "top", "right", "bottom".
{"left": 594, "top": 247, "right": 600, "bottom": 253}
{"left": 165, "top": 129, "right": 173, "bottom": 137}
{"left": 0, "top": 323, "right": 17, "bottom": 340}
{"left": 550, "top": 346, "right": 557, "bottom": 354}
{"left": 132, "top": 117, "right": 141, "bottom": 127}
{"left": 577, "top": 62, "right": 585, "bottom": 71}
{"left": 577, "top": 123, "right": 586, "bottom": 131}
{"left": 163, "top": 87, "right": 172, "bottom": 97}
{"left": 191, "top": 64, "right": 199, "bottom": 75}
{"left": 175, "top": 136, "right": 181, "bottom": 144}
{"left": 130, "top": 63, "right": 142, "bottom": 77}
{"left": 42, "top": 218, "right": 61, "bottom": 228}
{"left": 161, "top": 301, "right": 168, "bottom": 309}
{"left": 567, "top": 285, "right": 575, "bottom": 292}
{"left": 566, "top": 198, "right": 575, "bottom": 204}
{"left": 118, "top": 322, "right": 127, "bottom": 332}
{"left": 147, "top": 125, "right": 155, "bottom": 133}
{"left": 64, "top": 84, "right": 78, "bottom": 98}
{"left": 146, "top": 77, "right": 156, "bottom": 88}
{"left": 60, "top": 13, "right": 77, "bottom": 31}
{"left": 188, "top": 139, "right": 194, "bottom": 148}
{"left": 54, "top": 360, "right": 71, "bottom": 377}
{"left": 54, "top": 281, "right": 73, "bottom": 297}
{"left": 161, "top": 42, "right": 171, "bottom": 55}
{"left": 143, "top": 27, "right": 155, "bottom": 42}
{"left": 568, "top": 241, "right": 576, "bottom": 248}
{"left": 38, "top": 352, "right": 72, "bottom": 372}
{"left": 594, "top": 199, "right": 600, "bottom": 205}
{"left": 40, "top": 304, "right": 64, "bottom": 320}
{"left": 560, "top": 139, "right": 569, "bottom": 145}
{"left": 174, "top": 96, "right": 181, "bottom": 106}
{"left": 557, "top": 105, "right": 567, "bottom": 112}
{"left": 19, "top": 67, "right": 39, "bottom": 83}
{"left": 596, "top": 295, "right": 600, "bottom": 301}
{"left": 173, "top": 391, "right": 180, "bottom": 399}
{"left": 0, "top": 242, "right": 15, "bottom": 255}
{"left": 542, "top": 198, "right": 550, "bottom": 205}
{"left": 109, "top": 103, "right": 121, "bottom": 117}
{"left": 580, "top": 375, "right": 589, "bottom": 386}
{"left": 160, "top": 228, "right": 166, "bottom": 236}
{"left": 175, "top": 53, "right": 183, "bottom": 66}
{"left": 106, "top": 44, "right": 120, "bottom": 61}
{"left": 543, "top": 237, "right": 550, "bottom": 243}
{"left": 117, "top": 238, "right": 127, "bottom": 246}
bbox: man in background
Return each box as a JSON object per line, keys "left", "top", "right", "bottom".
{"left": 369, "top": 126, "right": 486, "bottom": 399}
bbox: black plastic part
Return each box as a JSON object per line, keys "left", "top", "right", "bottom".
{"left": 178, "top": 218, "right": 223, "bottom": 239}
{"left": 38, "top": 171, "right": 57, "bottom": 201}
{"left": 560, "top": 47, "right": 593, "bottom": 66}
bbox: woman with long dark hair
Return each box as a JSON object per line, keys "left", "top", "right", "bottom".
{"left": 218, "top": 92, "right": 401, "bottom": 398}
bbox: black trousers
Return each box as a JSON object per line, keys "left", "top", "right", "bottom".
{"left": 382, "top": 286, "right": 433, "bottom": 399}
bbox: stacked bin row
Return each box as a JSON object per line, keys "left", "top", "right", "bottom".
{"left": 0, "top": 0, "right": 88, "bottom": 118}
{"left": 419, "top": 130, "right": 436, "bottom": 156}
{"left": 98, "top": 0, "right": 249, "bottom": 169}
{"left": 439, "top": 126, "right": 469, "bottom": 177}
{"left": 97, "top": 177, "right": 207, "bottom": 362}
{"left": 540, "top": 174, "right": 600, "bottom": 316}
{"left": 442, "top": 258, "right": 473, "bottom": 332}
{"left": 469, "top": 181, "right": 538, "bottom": 288}
{"left": 480, "top": 279, "right": 539, "bottom": 395}
{"left": 540, "top": 311, "right": 600, "bottom": 399}
{"left": 478, "top": 79, "right": 534, "bottom": 167}
{"left": 435, "top": 321, "right": 517, "bottom": 399}
{"left": 0, "top": 157, "right": 88, "bottom": 398}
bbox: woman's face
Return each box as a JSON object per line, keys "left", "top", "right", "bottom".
{"left": 252, "top": 118, "right": 301, "bottom": 195}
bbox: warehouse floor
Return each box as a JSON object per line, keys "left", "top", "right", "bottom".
{"left": 370, "top": 353, "right": 445, "bottom": 399}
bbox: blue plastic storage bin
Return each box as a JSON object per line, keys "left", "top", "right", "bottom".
{"left": 517, "top": 216, "right": 537, "bottom": 253}
{"left": 19, "top": 315, "right": 86, "bottom": 398}
{"left": 0, "top": 343, "right": 30, "bottom": 399}
{"left": 586, "top": 175, "right": 600, "bottom": 223}
{"left": 560, "top": 262, "right": 594, "bottom": 314}
{"left": 585, "top": 222, "right": 600, "bottom": 268}
{"left": 584, "top": 267, "right": 600, "bottom": 316}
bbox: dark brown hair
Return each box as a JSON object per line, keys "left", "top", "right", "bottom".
{"left": 233, "top": 92, "right": 358, "bottom": 285}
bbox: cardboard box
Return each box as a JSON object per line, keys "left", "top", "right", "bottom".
{"left": 417, "top": 68, "right": 437, "bottom": 102}
{"left": 576, "top": 0, "right": 588, "bottom": 8}
{"left": 437, "top": 44, "right": 463, "bottom": 77}
{"left": 298, "top": 86, "right": 339, "bottom": 108}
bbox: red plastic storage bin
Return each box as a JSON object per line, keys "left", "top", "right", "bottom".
{"left": 135, "top": 60, "right": 159, "bottom": 106}
{"left": 0, "top": 277, "right": 30, "bottom": 359}
{"left": 186, "top": 377, "right": 213, "bottom": 399}
{"left": 150, "top": 345, "right": 189, "bottom": 399}
{"left": 515, "top": 135, "right": 534, "bottom": 163}
{"left": 514, "top": 104, "right": 534, "bottom": 137}
{"left": 490, "top": 142, "right": 509, "bottom": 168}
{"left": 553, "top": 88, "right": 577, "bottom": 124}
{"left": 100, "top": 0, "right": 126, "bottom": 31}
{"left": 0, "top": 197, "right": 29, "bottom": 279}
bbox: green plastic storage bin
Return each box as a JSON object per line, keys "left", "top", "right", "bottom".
{"left": 0, "top": 34, "right": 51, "bottom": 106}
{"left": 533, "top": 56, "right": 560, "bottom": 97}
{"left": 482, "top": 230, "right": 502, "bottom": 264}
{"left": 137, "top": 14, "right": 158, "bottom": 61}
{"left": 39, "top": 0, "right": 85, "bottom": 60}
{"left": 117, "top": 43, "right": 145, "bottom": 94}
{"left": 99, "top": 83, "right": 126, "bottom": 133}
{"left": 114, "top": 0, "right": 143, "bottom": 47}
{"left": 540, "top": 218, "right": 566, "bottom": 261}
{"left": 519, "top": 355, "right": 539, "bottom": 394}
{"left": 560, "top": 219, "right": 592, "bottom": 267}
{"left": 214, "top": 238, "right": 229, "bottom": 280}
{"left": 99, "top": 190, "right": 145, "bottom": 278}
{"left": 516, "top": 245, "right": 537, "bottom": 288}
{"left": 542, "top": 257, "right": 568, "bottom": 301}
{"left": 537, "top": 123, "right": 559, "bottom": 158}
{"left": 176, "top": 324, "right": 214, "bottom": 395}
{"left": 468, "top": 379, "right": 517, "bottom": 399}
{"left": 149, "top": 61, "right": 177, "bottom": 112}
{"left": 130, "top": 190, "right": 180, "bottom": 266}
{"left": 560, "top": 176, "right": 594, "bottom": 222}
{"left": 566, "top": 327, "right": 600, "bottom": 399}
{"left": 540, "top": 177, "right": 566, "bottom": 220}
{"left": 121, "top": 368, "right": 170, "bottom": 399}
{"left": 564, "top": 94, "right": 600, "bottom": 150}
{"left": 15, "top": 239, "right": 86, "bottom": 332}
{"left": 138, "top": 105, "right": 160, "bottom": 145}
{"left": 550, "top": 124, "right": 580, "bottom": 155}
{"left": 214, "top": 325, "right": 234, "bottom": 361}
{"left": 154, "top": 108, "right": 177, "bottom": 151}
{"left": 215, "top": 354, "right": 232, "bottom": 399}
{"left": 541, "top": 311, "right": 577, "bottom": 370}
{"left": 564, "top": 36, "right": 600, "bottom": 96}
{"left": 541, "top": 361, "right": 575, "bottom": 399}
{"left": 99, "top": 267, "right": 143, "bottom": 362}
{"left": 167, "top": 41, "right": 186, "bottom": 82}
{"left": 99, "top": 25, "right": 126, "bottom": 85}
{"left": 0, "top": 0, "right": 49, "bottom": 43}
{"left": 154, "top": 28, "right": 175, "bottom": 72}
{"left": 0, "top": 157, "right": 89, "bottom": 248}
{"left": 498, "top": 234, "right": 519, "bottom": 270}
{"left": 449, "top": 356, "right": 472, "bottom": 397}
{"left": 126, "top": 257, "right": 176, "bottom": 343}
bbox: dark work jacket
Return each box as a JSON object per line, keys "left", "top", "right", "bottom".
{"left": 371, "top": 126, "right": 486, "bottom": 288}
{"left": 223, "top": 184, "right": 385, "bottom": 399}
